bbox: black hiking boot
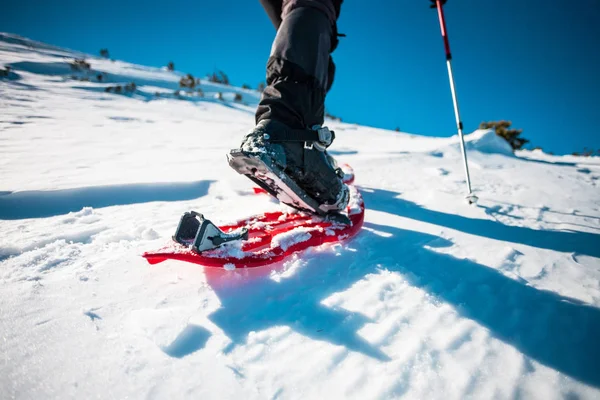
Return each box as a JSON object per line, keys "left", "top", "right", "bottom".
{"left": 228, "top": 119, "right": 349, "bottom": 217}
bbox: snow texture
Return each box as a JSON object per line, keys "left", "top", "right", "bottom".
{"left": 1, "top": 33, "right": 600, "bottom": 399}
{"left": 271, "top": 227, "right": 313, "bottom": 251}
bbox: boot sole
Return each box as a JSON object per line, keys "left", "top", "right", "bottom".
{"left": 227, "top": 149, "right": 351, "bottom": 224}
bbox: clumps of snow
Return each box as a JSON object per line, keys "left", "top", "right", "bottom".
{"left": 75, "top": 207, "right": 94, "bottom": 216}
{"left": 465, "top": 129, "right": 514, "bottom": 156}
{"left": 2, "top": 240, "right": 81, "bottom": 281}
{"left": 62, "top": 207, "right": 100, "bottom": 224}
{"left": 93, "top": 231, "right": 135, "bottom": 244}
{"left": 240, "top": 134, "right": 268, "bottom": 154}
{"left": 0, "top": 246, "right": 20, "bottom": 260}
{"left": 223, "top": 263, "right": 236, "bottom": 271}
{"left": 246, "top": 236, "right": 263, "bottom": 244}
{"left": 271, "top": 227, "right": 313, "bottom": 251}
{"left": 141, "top": 228, "right": 159, "bottom": 240}
{"left": 204, "top": 240, "right": 246, "bottom": 259}
{"left": 347, "top": 186, "right": 363, "bottom": 216}
{"left": 247, "top": 220, "right": 267, "bottom": 230}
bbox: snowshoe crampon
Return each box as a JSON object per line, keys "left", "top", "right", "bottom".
{"left": 142, "top": 165, "right": 363, "bottom": 269}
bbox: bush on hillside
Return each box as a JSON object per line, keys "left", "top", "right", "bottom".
{"left": 105, "top": 82, "right": 136, "bottom": 94}
{"left": 257, "top": 82, "right": 266, "bottom": 92}
{"left": 208, "top": 70, "right": 229, "bottom": 85}
{"left": 100, "top": 49, "right": 109, "bottom": 58}
{"left": 167, "top": 61, "right": 175, "bottom": 71}
{"left": 70, "top": 59, "right": 91, "bottom": 71}
{"left": 572, "top": 148, "right": 600, "bottom": 157}
{"left": 234, "top": 93, "right": 243, "bottom": 102}
{"left": 179, "top": 73, "right": 196, "bottom": 89}
{"left": 325, "top": 112, "right": 342, "bottom": 122}
{"left": 479, "top": 120, "right": 529, "bottom": 150}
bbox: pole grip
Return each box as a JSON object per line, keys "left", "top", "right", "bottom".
{"left": 435, "top": 0, "right": 452, "bottom": 60}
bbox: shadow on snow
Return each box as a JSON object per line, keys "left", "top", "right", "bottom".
{"left": 364, "top": 187, "right": 600, "bottom": 259}
{"left": 182, "top": 187, "right": 600, "bottom": 388}
{"left": 0, "top": 180, "right": 214, "bottom": 219}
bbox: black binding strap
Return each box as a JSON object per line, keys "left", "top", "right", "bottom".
{"left": 267, "top": 126, "right": 335, "bottom": 147}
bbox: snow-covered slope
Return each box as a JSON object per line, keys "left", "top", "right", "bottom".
{"left": 1, "top": 33, "right": 600, "bottom": 399}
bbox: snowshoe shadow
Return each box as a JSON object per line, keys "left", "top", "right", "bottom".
{"left": 0, "top": 180, "right": 214, "bottom": 219}
{"left": 201, "top": 187, "right": 600, "bottom": 387}
{"left": 204, "top": 256, "right": 391, "bottom": 362}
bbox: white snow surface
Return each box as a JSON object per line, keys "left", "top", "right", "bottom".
{"left": 271, "top": 227, "right": 314, "bottom": 251}
{"left": 1, "top": 33, "right": 600, "bottom": 399}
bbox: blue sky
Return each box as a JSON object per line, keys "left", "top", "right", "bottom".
{"left": 2, "top": 0, "right": 599, "bottom": 155}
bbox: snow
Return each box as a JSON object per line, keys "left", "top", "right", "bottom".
{"left": 1, "top": 33, "right": 600, "bottom": 399}
{"left": 464, "top": 129, "right": 515, "bottom": 156}
{"left": 271, "top": 227, "right": 313, "bottom": 251}
{"left": 223, "top": 263, "right": 236, "bottom": 271}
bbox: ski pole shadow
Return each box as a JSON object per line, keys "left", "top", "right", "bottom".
{"left": 0, "top": 180, "right": 214, "bottom": 220}
{"left": 479, "top": 203, "right": 600, "bottom": 232}
{"left": 198, "top": 187, "right": 600, "bottom": 387}
{"left": 361, "top": 187, "right": 600, "bottom": 259}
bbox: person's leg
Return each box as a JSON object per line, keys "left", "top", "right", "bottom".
{"left": 259, "top": 0, "right": 283, "bottom": 29}
{"left": 256, "top": 0, "right": 341, "bottom": 128}
{"left": 230, "top": 0, "right": 347, "bottom": 213}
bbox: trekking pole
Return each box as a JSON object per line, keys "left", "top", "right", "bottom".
{"left": 431, "top": 0, "right": 477, "bottom": 203}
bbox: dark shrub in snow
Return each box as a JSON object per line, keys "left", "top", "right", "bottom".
{"left": 325, "top": 111, "right": 342, "bottom": 122}
{"left": 572, "top": 148, "right": 600, "bottom": 157}
{"left": 105, "top": 82, "right": 136, "bottom": 94}
{"left": 208, "top": 71, "right": 229, "bottom": 85}
{"left": 179, "top": 74, "right": 196, "bottom": 89}
{"left": 70, "top": 59, "right": 91, "bottom": 71}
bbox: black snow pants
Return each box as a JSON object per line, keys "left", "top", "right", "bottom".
{"left": 257, "top": 0, "right": 343, "bottom": 129}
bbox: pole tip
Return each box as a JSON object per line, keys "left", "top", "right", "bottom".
{"left": 466, "top": 193, "right": 479, "bottom": 205}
